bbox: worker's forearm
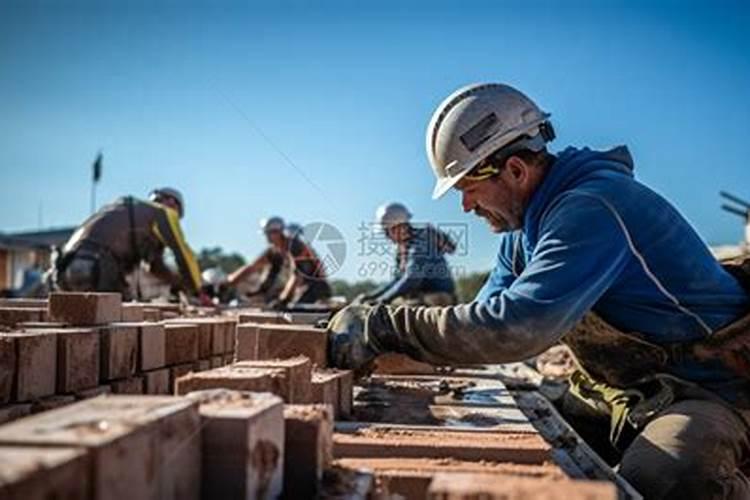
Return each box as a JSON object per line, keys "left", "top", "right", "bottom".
{"left": 370, "top": 301, "right": 562, "bottom": 366}
{"left": 228, "top": 261, "right": 260, "bottom": 285}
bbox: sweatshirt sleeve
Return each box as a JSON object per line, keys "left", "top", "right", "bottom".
{"left": 378, "top": 193, "right": 632, "bottom": 365}
{"left": 475, "top": 231, "right": 522, "bottom": 303}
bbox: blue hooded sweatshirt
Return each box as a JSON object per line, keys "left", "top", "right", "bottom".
{"left": 367, "top": 225, "right": 456, "bottom": 303}
{"left": 468, "top": 146, "right": 748, "bottom": 391}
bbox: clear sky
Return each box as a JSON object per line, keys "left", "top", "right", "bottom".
{"left": 1, "top": 0, "right": 749, "bottom": 282}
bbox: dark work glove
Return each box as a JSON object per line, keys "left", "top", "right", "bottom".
{"left": 326, "top": 304, "right": 401, "bottom": 371}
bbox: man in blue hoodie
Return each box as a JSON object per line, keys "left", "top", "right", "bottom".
{"left": 328, "top": 83, "right": 750, "bottom": 498}
{"left": 357, "top": 202, "right": 457, "bottom": 306}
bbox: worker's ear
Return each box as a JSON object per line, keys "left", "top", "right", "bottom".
{"left": 504, "top": 156, "right": 529, "bottom": 186}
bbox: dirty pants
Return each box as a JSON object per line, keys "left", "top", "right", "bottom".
{"left": 618, "top": 399, "right": 750, "bottom": 500}
{"left": 563, "top": 392, "right": 750, "bottom": 499}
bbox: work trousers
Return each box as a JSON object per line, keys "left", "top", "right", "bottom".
{"left": 618, "top": 399, "right": 750, "bottom": 500}
{"left": 564, "top": 393, "right": 750, "bottom": 499}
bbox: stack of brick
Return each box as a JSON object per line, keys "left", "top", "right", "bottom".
{"left": 174, "top": 358, "right": 354, "bottom": 418}
{"left": 0, "top": 395, "right": 202, "bottom": 500}
{"left": 0, "top": 293, "right": 238, "bottom": 425}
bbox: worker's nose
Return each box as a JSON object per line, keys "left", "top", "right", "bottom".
{"left": 461, "top": 191, "right": 474, "bottom": 213}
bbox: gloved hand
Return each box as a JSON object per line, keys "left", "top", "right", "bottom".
{"left": 327, "top": 304, "right": 402, "bottom": 371}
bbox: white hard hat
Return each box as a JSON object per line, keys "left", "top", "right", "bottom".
{"left": 149, "top": 187, "right": 185, "bottom": 217}
{"left": 201, "top": 267, "right": 226, "bottom": 286}
{"left": 284, "top": 222, "right": 304, "bottom": 239}
{"left": 376, "top": 202, "right": 412, "bottom": 228}
{"left": 426, "top": 83, "right": 554, "bottom": 199}
{"left": 259, "top": 216, "right": 285, "bottom": 234}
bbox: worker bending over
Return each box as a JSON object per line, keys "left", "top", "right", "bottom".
{"left": 329, "top": 83, "right": 750, "bottom": 499}
{"left": 53, "top": 187, "right": 201, "bottom": 301}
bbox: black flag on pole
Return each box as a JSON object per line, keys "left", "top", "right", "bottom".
{"left": 92, "top": 153, "right": 102, "bottom": 183}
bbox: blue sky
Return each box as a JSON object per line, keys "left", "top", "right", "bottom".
{"left": 1, "top": 0, "right": 749, "bottom": 281}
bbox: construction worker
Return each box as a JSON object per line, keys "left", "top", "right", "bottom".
{"left": 228, "top": 218, "right": 331, "bottom": 309}
{"left": 53, "top": 187, "right": 202, "bottom": 301}
{"left": 357, "top": 202, "right": 456, "bottom": 306}
{"left": 328, "top": 83, "right": 750, "bottom": 499}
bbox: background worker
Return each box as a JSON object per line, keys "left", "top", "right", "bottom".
{"left": 53, "top": 187, "right": 202, "bottom": 301}
{"left": 328, "top": 83, "right": 750, "bottom": 499}
{"left": 228, "top": 217, "right": 331, "bottom": 309}
{"left": 358, "top": 202, "right": 456, "bottom": 306}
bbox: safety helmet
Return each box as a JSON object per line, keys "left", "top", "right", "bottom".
{"left": 259, "top": 216, "right": 285, "bottom": 234}
{"left": 149, "top": 187, "right": 185, "bottom": 218}
{"left": 201, "top": 267, "right": 226, "bottom": 286}
{"left": 376, "top": 202, "right": 412, "bottom": 229}
{"left": 426, "top": 83, "right": 554, "bottom": 199}
{"left": 284, "top": 222, "right": 304, "bottom": 239}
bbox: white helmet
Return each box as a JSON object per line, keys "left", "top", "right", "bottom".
{"left": 259, "top": 216, "right": 285, "bottom": 234}
{"left": 201, "top": 267, "right": 226, "bottom": 286}
{"left": 150, "top": 187, "right": 185, "bottom": 217}
{"left": 426, "top": 83, "right": 554, "bottom": 199}
{"left": 376, "top": 202, "right": 412, "bottom": 229}
{"left": 284, "top": 222, "right": 304, "bottom": 239}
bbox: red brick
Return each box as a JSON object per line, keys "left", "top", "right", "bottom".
{"left": 0, "top": 446, "right": 90, "bottom": 500}
{"left": 0, "top": 307, "right": 45, "bottom": 327}
{"left": 223, "top": 320, "right": 237, "bottom": 354}
{"left": 188, "top": 389, "right": 284, "bottom": 499}
{"left": 427, "top": 473, "right": 616, "bottom": 499}
{"left": 0, "top": 395, "right": 201, "bottom": 500}
{"left": 163, "top": 318, "right": 215, "bottom": 358}
{"left": 175, "top": 366, "right": 277, "bottom": 395}
{"left": 143, "top": 308, "right": 162, "bottom": 322}
{"left": 143, "top": 369, "right": 170, "bottom": 395}
{"left": 238, "top": 311, "right": 289, "bottom": 324}
{"left": 336, "top": 369, "right": 354, "bottom": 419}
{"left": 120, "top": 303, "right": 145, "bottom": 322}
{"left": 0, "top": 404, "right": 32, "bottom": 425}
{"left": 334, "top": 428, "right": 552, "bottom": 464}
{"left": 99, "top": 324, "right": 138, "bottom": 381}
{"left": 0, "top": 336, "right": 16, "bottom": 404}
{"left": 211, "top": 321, "right": 225, "bottom": 355}
{"left": 137, "top": 322, "right": 166, "bottom": 370}
{"left": 169, "top": 363, "right": 196, "bottom": 393}
{"left": 235, "top": 356, "right": 312, "bottom": 403}
{"left": 236, "top": 323, "right": 328, "bottom": 367}
{"left": 0, "top": 298, "right": 48, "bottom": 309}
{"left": 283, "top": 404, "right": 333, "bottom": 498}
{"left": 335, "top": 458, "right": 567, "bottom": 500}
{"left": 48, "top": 292, "right": 121, "bottom": 326}
{"left": 25, "top": 327, "right": 100, "bottom": 393}
{"left": 374, "top": 353, "right": 437, "bottom": 375}
{"left": 312, "top": 369, "right": 354, "bottom": 418}
{"left": 164, "top": 324, "right": 199, "bottom": 365}
{"left": 111, "top": 376, "right": 144, "bottom": 394}
{"left": 311, "top": 370, "right": 339, "bottom": 416}
{"left": 0, "top": 331, "right": 57, "bottom": 402}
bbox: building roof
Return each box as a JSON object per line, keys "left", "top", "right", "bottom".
{"left": 0, "top": 227, "right": 75, "bottom": 250}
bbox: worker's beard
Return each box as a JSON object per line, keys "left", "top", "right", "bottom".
{"left": 475, "top": 193, "right": 525, "bottom": 233}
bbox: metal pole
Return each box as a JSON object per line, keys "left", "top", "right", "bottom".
{"left": 91, "top": 178, "right": 96, "bottom": 214}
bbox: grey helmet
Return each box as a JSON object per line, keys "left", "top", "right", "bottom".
{"left": 426, "top": 83, "right": 554, "bottom": 199}
{"left": 150, "top": 187, "right": 185, "bottom": 218}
